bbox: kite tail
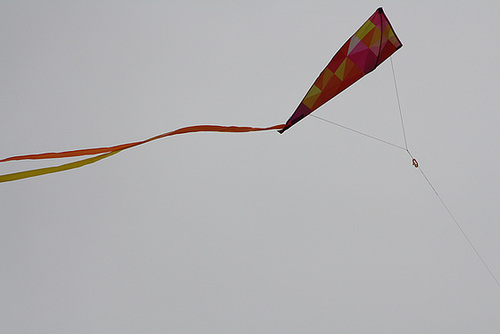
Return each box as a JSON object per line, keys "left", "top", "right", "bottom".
{"left": 0, "top": 123, "right": 285, "bottom": 183}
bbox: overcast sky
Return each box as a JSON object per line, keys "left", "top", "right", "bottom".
{"left": 1, "top": 1, "right": 500, "bottom": 333}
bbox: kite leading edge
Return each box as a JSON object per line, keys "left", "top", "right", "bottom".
{"left": 279, "top": 7, "right": 402, "bottom": 133}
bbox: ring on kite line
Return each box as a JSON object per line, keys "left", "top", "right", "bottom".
{"left": 412, "top": 159, "right": 419, "bottom": 168}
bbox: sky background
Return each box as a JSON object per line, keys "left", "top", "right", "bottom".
{"left": 1, "top": 1, "right": 500, "bottom": 333}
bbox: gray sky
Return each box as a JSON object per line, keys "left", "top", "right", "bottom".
{"left": 1, "top": 1, "right": 499, "bottom": 333}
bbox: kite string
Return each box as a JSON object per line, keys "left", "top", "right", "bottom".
{"left": 390, "top": 57, "right": 408, "bottom": 150}
{"left": 417, "top": 166, "right": 500, "bottom": 288}
{"left": 312, "top": 59, "right": 500, "bottom": 290}
{"left": 389, "top": 57, "right": 500, "bottom": 289}
{"left": 310, "top": 114, "right": 406, "bottom": 151}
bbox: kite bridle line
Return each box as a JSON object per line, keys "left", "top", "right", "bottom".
{"left": 311, "top": 56, "right": 500, "bottom": 290}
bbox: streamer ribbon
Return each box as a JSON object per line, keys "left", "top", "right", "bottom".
{"left": 0, "top": 124, "right": 285, "bottom": 183}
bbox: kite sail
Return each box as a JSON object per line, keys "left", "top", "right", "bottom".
{"left": 0, "top": 7, "right": 402, "bottom": 183}
{"left": 279, "top": 7, "right": 402, "bottom": 133}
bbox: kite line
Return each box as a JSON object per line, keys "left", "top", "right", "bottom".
{"left": 310, "top": 114, "right": 406, "bottom": 151}
{"left": 389, "top": 57, "right": 500, "bottom": 289}
{"left": 311, "top": 56, "right": 500, "bottom": 289}
{"left": 391, "top": 57, "right": 409, "bottom": 150}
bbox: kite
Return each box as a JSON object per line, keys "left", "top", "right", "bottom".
{"left": 0, "top": 7, "right": 401, "bottom": 183}
{"left": 279, "top": 7, "right": 402, "bottom": 133}
{"left": 2, "top": 7, "right": 499, "bottom": 292}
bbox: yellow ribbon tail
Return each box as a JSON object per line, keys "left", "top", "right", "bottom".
{"left": 0, "top": 150, "right": 121, "bottom": 183}
{"left": 0, "top": 123, "right": 285, "bottom": 183}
